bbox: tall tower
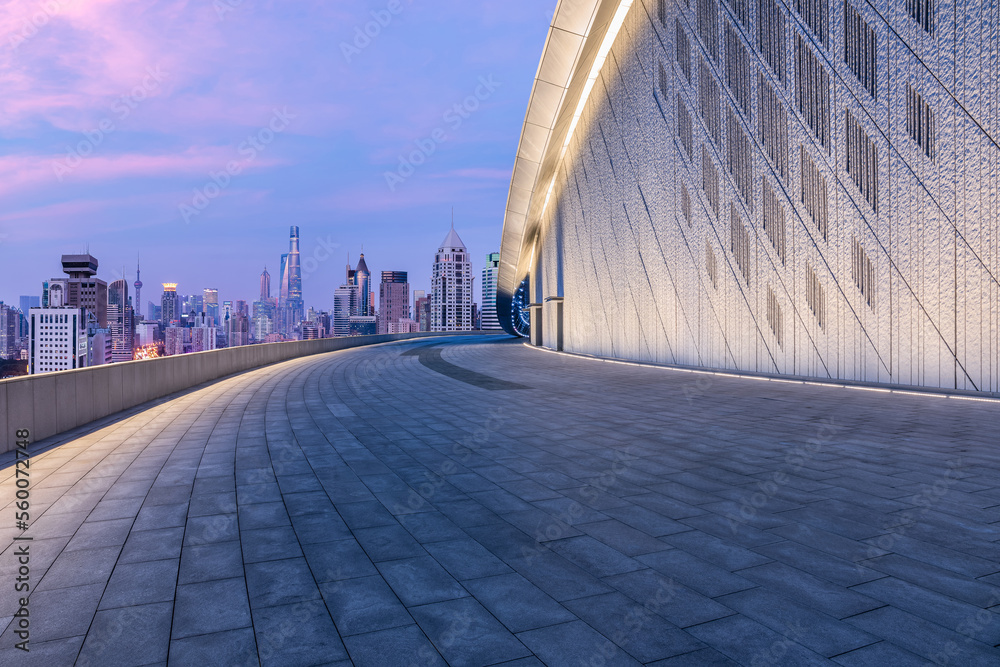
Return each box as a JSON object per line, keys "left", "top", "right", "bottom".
{"left": 481, "top": 252, "right": 502, "bottom": 331}
{"left": 353, "top": 254, "right": 371, "bottom": 316}
{"left": 133, "top": 256, "right": 143, "bottom": 320}
{"left": 108, "top": 279, "right": 134, "bottom": 361}
{"left": 431, "top": 221, "right": 473, "bottom": 331}
{"left": 260, "top": 266, "right": 271, "bottom": 300}
{"left": 278, "top": 227, "right": 304, "bottom": 333}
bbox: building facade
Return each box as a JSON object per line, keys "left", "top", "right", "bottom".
{"left": 378, "top": 271, "right": 410, "bottom": 334}
{"left": 161, "top": 284, "right": 180, "bottom": 324}
{"left": 431, "top": 225, "right": 474, "bottom": 331}
{"left": 278, "top": 226, "right": 304, "bottom": 334}
{"left": 28, "top": 307, "right": 89, "bottom": 374}
{"left": 498, "top": 0, "right": 1000, "bottom": 393}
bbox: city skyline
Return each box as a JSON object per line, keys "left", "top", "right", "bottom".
{"left": 0, "top": 1, "right": 551, "bottom": 306}
{"left": 2, "top": 221, "right": 493, "bottom": 314}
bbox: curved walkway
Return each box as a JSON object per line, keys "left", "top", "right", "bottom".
{"left": 1, "top": 336, "right": 999, "bottom": 665}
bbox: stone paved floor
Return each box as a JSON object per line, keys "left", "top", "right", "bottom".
{"left": 1, "top": 335, "right": 999, "bottom": 666}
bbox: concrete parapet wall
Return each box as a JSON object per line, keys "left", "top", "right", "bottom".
{"left": 0, "top": 332, "right": 493, "bottom": 452}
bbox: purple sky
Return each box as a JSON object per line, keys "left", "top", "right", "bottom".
{"left": 0, "top": 0, "right": 551, "bottom": 310}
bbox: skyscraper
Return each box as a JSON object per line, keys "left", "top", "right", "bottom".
{"left": 54, "top": 254, "right": 108, "bottom": 327}
{"left": 414, "top": 293, "right": 430, "bottom": 332}
{"left": 161, "top": 284, "right": 179, "bottom": 324}
{"left": 260, "top": 266, "right": 271, "bottom": 300}
{"left": 0, "top": 304, "right": 18, "bottom": 360}
{"left": 333, "top": 283, "right": 360, "bottom": 337}
{"left": 107, "top": 279, "right": 134, "bottom": 362}
{"left": 204, "top": 288, "right": 219, "bottom": 326}
{"left": 431, "top": 223, "right": 473, "bottom": 331}
{"left": 278, "top": 226, "right": 304, "bottom": 333}
{"left": 481, "top": 252, "right": 502, "bottom": 331}
{"left": 353, "top": 254, "right": 371, "bottom": 316}
{"left": 378, "top": 271, "right": 409, "bottom": 334}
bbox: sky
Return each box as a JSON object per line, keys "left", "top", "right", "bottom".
{"left": 0, "top": 0, "right": 552, "bottom": 311}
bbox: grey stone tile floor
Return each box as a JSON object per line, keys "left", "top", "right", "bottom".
{"left": 1, "top": 335, "right": 999, "bottom": 665}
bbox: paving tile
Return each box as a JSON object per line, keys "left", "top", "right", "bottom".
{"left": 376, "top": 556, "right": 469, "bottom": 607}
{"left": 99, "top": 558, "right": 178, "bottom": 609}
{"left": 638, "top": 550, "right": 756, "bottom": 598}
{"left": 685, "top": 614, "right": 830, "bottom": 666}
{"left": 563, "top": 592, "right": 704, "bottom": 662}
{"left": 178, "top": 540, "right": 243, "bottom": 584}
{"left": 0, "top": 635, "right": 85, "bottom": 667}
{"left": 169, "top": 627, "right": 257, "bottom": 665}
{"left": 241, "top": 525, "right": 302, "bottom": 562}
{"left": 320, "top": 575, "right": 413, "bottom": 636}
{"left": 77, "top": 602, "right": 172, "bottom": 665}
{"left": 463, "top": 573, "right": 576, "bottom": 633}
{"left": 0, "top": 584, "right": 102, "bottom": 644}
{"left": 604, "top": 569, "right": 735, "bottom": 628}
{"left": 545, "top": 535, "right": 644, "bottom": 577}
{"left": 735, "top": 562, "right": 883, "bottom": 618}
{"left": 423, "top": 538, "right": 513, "bottom": 580}
{"left": 246, "top": 558, "right": 322, "bottom": 608}
{"left": 354, "top": 524, "right": 426, "bottom": 562}
{"left": 715, "top": 588, "right": 878, "bottom": 656}
{"left": 410, "top": 597, "right": 532, "bottom": 666}
{"left": 516, "top": 620, "right": 641, "bottom": 667}
{"left": 343, "top": 624, "right": 445, "bottom": 666}
{"left": 844, "top": 606, "right": 1000, "bottom": 666}
{"left": 253, "top": 600, "right": 349, "bottom": 666}
{"left": 119, "top": 526, "right": 184, "bottom": 564}
{"left": 302, "top": 539, "right": 378, "bottom": 582}
{"left": 172, "top": 577, "right": 252, "bottom": 638}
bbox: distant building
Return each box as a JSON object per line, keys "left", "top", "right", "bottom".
{"left": 204, "top": 288, "right": 219, "bottom": 327}
{"left": 135, "top": 322, "right": 158, "bottom": 347}
{"left": 278, "top": 226, "right": 304, "bottom": 334}
{"left": 414, "top": 294, "right": 431, "bottom": 332}
{"left": 108, "top": 279, "right": 134, "bottom": 362}
{"left": 480, "top": 252, "right": 502, "bottom": 331}
{"left": 51, "top": 254, "right": 108, "bottom": 327}
{"left": 378, "top": 271, "right": 409, "bottom": 334}
{"left": 0, "top": 304, "right": 19, "bottom": 359}
{"left": 348, "top": 316, "right": 377, "bottom": 336}
{"left": 191, "top": 327, "right": 216, "bottom": 353}
{"left": 164, "top": 326, "right": 186, "bottom": 356}
{"left": 147, "top": 302, "right": 161, "bottom": 322}
{"left": 333, "top": 283, "right": 360, "bottom": 336}
{"left": 301, "top": 323, "right": 319, "bottom": 340}
{"left": 389, "top": 318, "right": 419, "bottom": 334}
{"left": 28, "top": 307, "right": 89, "bottom": 374}
{"left": 161, "top": 284, "right": 180, "bottom": 324}
{"left": 352, "top": 254, "right": 372, "bottom": 316}
{"left": 431, "top": 224, "right": 473, "bottom": 331}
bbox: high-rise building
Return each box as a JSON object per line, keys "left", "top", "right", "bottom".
{"left": 278, "top": 226, "right": 304, "bottom": 334}
{"left": 147, "top": 302, "right": 161, "bottom": 322}
{"left": 161, "top": 284, "right": 180, "bottom": 324}
{"left": 378, "top": 271, "right": 409, "bottom": 334}
{"left": 191, "top": 327, "right": 216, "bottom": 353}
{"left": 107, "top": 279, "right": 134, "bottom": 362}
{"left": 0, "top": 304, "right": 19, "bottom": 360}
{"left": 353, "top": 254, "right": 372, "bottom": 316}
{"left": 431, "top": 224, "right": 473, "bottom": 331}
{"left": 414, "top": 294, "right": 431, "bottom": 332}
{"left": 53, "top": 254, "right": 108, "bottom": 327}
{"left": 260, "top": 266, "right": 271, "bottom": 301}
{"left": 204, "top": 288, "right": 219, "bottom": 326}
{"left": 333, "top": 283, "right": 360, "bottom": 336}
{"left": 481, "top": 252, "right": 502, "bottom": 331}
{"left": 301, "top": 323, "right": 319, "bottom": 340}
{"left": 28, "top": 307, "right": 89, "bottom": 374}
{"left": 164, "top": 326, "right": 186, "bottom": 356}
{"left": 19, "top": 296, "right": 40, "bottom": 317}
